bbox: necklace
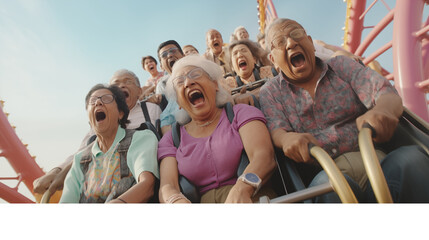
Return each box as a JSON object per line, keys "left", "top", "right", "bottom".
{"left": 195, "top": 119, "right": 214, "bottom": 127}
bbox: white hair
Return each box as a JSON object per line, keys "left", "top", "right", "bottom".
{"left": 165, "top": 55, "right": 231, "bottom": 125}
{"left": 110, "top": 69, "right": 141, "bottom": 87}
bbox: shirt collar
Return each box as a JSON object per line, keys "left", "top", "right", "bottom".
{"left": 92, "top": 127, "right": 126, "bottom": 157}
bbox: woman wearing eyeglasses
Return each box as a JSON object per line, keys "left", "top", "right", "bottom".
{"left": 157, "top": 55, "right": 276, "bottom": 203}
{"left": 60, "top": 84, "right": 159, "bottom": 203}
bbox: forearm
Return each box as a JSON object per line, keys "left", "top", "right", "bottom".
{"left": 117, "top": 172, "right": 155, "bottom": 203}
{"left": 373, "top": 93, "right": 403, "bottom": 118}
{"left": 243, "top": 148, "right": 276, "bottom": 186}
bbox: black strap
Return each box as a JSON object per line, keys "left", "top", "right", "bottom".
{"left": 271, "top": 67, "right": 278, "bottom": 76}
{"left": 160, "top": 94, "right": 168, "bottom": 111}
{"left": 140, "top": 101, "right": 151, "bottom": 124}
{"left": 172, "top": 121, "right": 181, "bottom": 148}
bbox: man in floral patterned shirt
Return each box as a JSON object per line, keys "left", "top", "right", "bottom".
{"left": 260, "top": 18, "right": 429, "bottom": 202}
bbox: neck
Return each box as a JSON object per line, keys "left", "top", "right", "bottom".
{"left": 96, "top": 125, "right": 118, "bottom": 153}
{"left": 192, "top": 108, "right": 222, "bottom": 128}
{"left": 240, "top": 72, "right": 255, "bottom": 84}
{"left": 150, "top": 70, "right": 159, "bottom": 78}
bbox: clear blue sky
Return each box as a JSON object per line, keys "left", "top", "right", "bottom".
{"left": 0, "top": 0, "right": 400, "bottom": 201}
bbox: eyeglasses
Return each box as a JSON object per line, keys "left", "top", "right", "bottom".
{"left": 88, "top": 94, "right": 115, "bottom": 106}
{"left": 270, "top": 28, "right": 306, "bottom": 50}
{"left": 232, "top": 47, "right": 250, "bottom": 56}
{"left": 160, "top": 47, "right": 179, "bottom": 59}
{"left": 172, "top": 68, "right": 204, "bottom": 87}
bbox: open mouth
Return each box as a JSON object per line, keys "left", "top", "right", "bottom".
{"left": 122, "top": 90, "right": 129, "bottom": 98}
{"left": 149, "top": 66, "right": 154, "bottom": 70}
{"left": 290, "top": 53, "right": 305, "bottom": 68}
{"left": 238, "top": 60, "right": 247, "bottom": 70}
{"left": 188, "top": 89, "right": 205, "bottom": 105}
{"left": 213, "top": 43, "right": 220, "bottom": 47}
{"left": 169, "top": 60, "right": 176, "bottom": 68}
{"left": 95, "top": 111, "right": 106, "bottom": 122}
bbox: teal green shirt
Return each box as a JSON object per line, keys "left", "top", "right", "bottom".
{"left": 60, "top": 127, "right": 159, "bottom": 203}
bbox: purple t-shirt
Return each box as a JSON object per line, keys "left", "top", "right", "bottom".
{"left": 157, "top": 104, "right": 266, "bottom": 194}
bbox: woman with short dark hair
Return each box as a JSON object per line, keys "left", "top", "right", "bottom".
{"left": 60, "top": 84, "right": 159, "bottom": 203}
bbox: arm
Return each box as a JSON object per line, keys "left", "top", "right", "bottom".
{"left": 110, "top": 130, "right": 160, "bottom": 203}
{"left": 356, "top": 93, "right": 403, "bottom": 143}
{"left": 109, "top": 171, "right": 156, "bottom": 203}
{"left": 314, "top": 39, "right": 362, "bottom": 62}
{"left": 158, "top": 157, "right": 190, "bottom": 203}
{"left": 271, "top": 128, "right": 320, "bottom": 164}
{"left": 224, "top": 120, "right": 276, "bottom": 203}
{"left": 59, "top": 154, "right": 84, "bottom": 203}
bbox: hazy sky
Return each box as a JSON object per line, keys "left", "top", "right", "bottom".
{"left": 0, "top": 0, "right": 401, "bottom": 201}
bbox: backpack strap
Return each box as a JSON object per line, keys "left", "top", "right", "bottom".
{"left": 117, "top": 129, "right": 136, "bottom": 178}
{"left": 140, "top": 101, "right": 151, "bottom": 124}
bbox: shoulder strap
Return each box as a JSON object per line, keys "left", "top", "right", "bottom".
{"left": 172, "top": 121, "right": 181, "bottom": 148}
{"left": 271, "top": 66, "right": 278, "bottom": 76}
{"left": 225, "top": 102, "right": 234, "bottom": 123}
{"left": 117, "top": 129, "right": 137, "bottom": 178}
{"left": 253, "top": 65, "right": 261, "bottom": 81}
{"left": 79, "top": 142, "right": 96, "bottom": 177}
{"left": 140, "top": 101, "right": 151, "bottom": 123}
{"left": 235, "top": 75, "right": 244, "bottom": 87}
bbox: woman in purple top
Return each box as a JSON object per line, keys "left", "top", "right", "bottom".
{"left": 157, "top": 55, "right": 276, "bottom": 203}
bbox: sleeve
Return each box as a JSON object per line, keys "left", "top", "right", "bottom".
{"left": 330, "top": 56, "right": 398, "bottom": 109}
{"left": 233, "top": 104, "right": 266, "bottom": 130}
{"left": 127, "top": 130, "right": 160, "bottom": 180}
{"left": 157, "top": 129, "right": 178, "bottom": 162}
{"left": 59, "top": 152, "right": 85, "bottom": 203}
{"left": 259, "top": 80, "right": 294, "bottom": 132}
{"left": 160, "top": 101, "right": 179, "bottom": 127}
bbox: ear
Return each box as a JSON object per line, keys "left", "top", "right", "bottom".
{"left": 268, "top": 53, "right": 275, "bottom": 65}
{"left": 307, "top": 35, "right": 315, "bottom": 52}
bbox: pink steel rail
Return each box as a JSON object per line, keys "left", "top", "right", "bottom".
{"left": 0, "top": 101, "right": 44, "bottom": 203}
{"left": 345, "top": 0, "right": 429, "bottom": 122}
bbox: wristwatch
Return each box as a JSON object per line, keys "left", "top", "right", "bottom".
{"left": 238, "top": 173, "right": 262, "bottom": 197}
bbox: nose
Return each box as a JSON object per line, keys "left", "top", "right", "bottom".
{"left": 183, "top": 76, "right": 195, "bottom": 88}
{"left": 94, "top": 97, "right": 103, "bottom": 106}
{"left": 286, "top": 37, "right": 298, "bottom": 50}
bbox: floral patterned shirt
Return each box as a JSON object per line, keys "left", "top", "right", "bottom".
{"left": 259, "top": 56, "right": 398, "bottom": 158}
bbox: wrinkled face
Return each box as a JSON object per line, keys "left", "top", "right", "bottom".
{"left": 268, "top": 20, "right": 316, "bottom": 82}
{"left": 110, "top": 73, "right": 141, "bottom": 109}
{"left": 235, "top": 28, "right": 249, "bottom": 40}
{"left": 158, "top": 44, "right": 184, "bottom": 74}
{"left": 87, "top": 89, "right": 123, "bottom": 135}
{"left": 143, "top": 58, "right": 157, "bottom": 73}
{"left": 173, "top": 66, "right": 218, "bottom": 119}
{"left": 231, "top": 44, "right": 256, "bottom": 79}
{"left": 206, "top": 30, "right": 223, "bottom": 55}
{"left": 183, "top": 46, "right": 199, "bottom": 56}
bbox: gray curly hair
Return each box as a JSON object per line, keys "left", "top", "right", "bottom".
{"left": 165, "top": 55, "right": 231, "bottom": 125}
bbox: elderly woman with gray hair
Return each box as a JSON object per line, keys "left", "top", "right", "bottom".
{"left": 157, "top": 55, "right": 276, "bottom": 203}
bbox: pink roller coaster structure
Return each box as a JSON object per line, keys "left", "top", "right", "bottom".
{"left": 1, "top": 0, "right": 428, "bottom": 203}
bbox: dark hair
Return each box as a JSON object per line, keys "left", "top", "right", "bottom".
{"left": 157, "top": 40, "right": 184, "bottom": 61}
{"left": 85, "top": 84, "right": 130, "bottom": 129}
{"left": 141, "top": 55, "right": 157, "bottom": 68}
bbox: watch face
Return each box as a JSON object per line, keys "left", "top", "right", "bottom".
{"left": 245, "top": 173, "right": 260, "bottom": 183}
